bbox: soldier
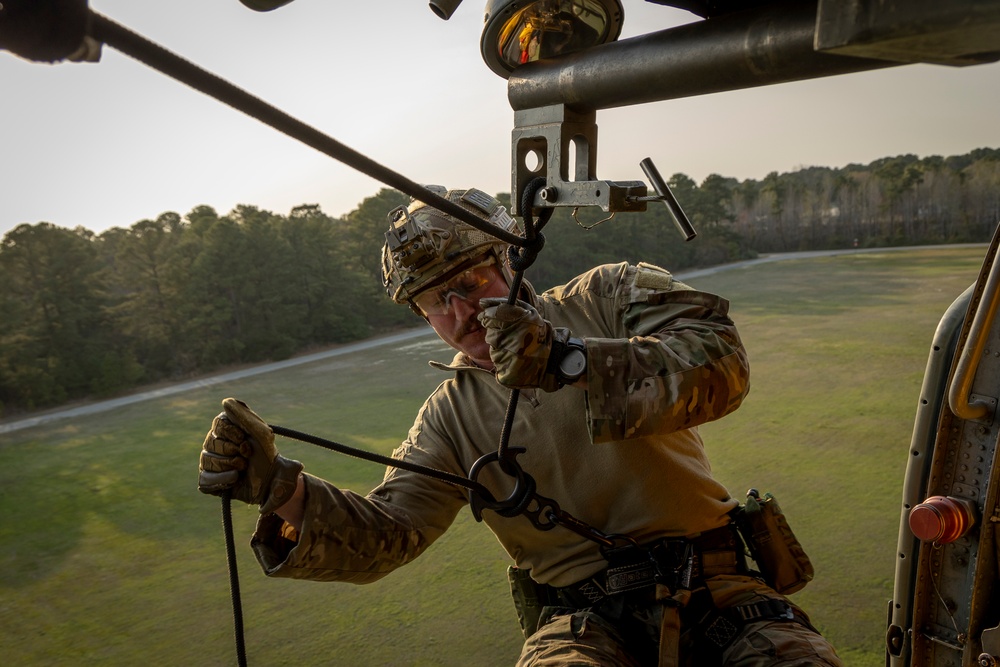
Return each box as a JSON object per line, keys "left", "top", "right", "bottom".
{"left": 198, "top": 186, "right": 843, "bottom": 665}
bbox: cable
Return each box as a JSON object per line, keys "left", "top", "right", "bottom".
{"left": 86, "top": 11, "right": 528, "bottom": 248}
{"left": 496, "top": 177, "right": 550, "bottom": 465}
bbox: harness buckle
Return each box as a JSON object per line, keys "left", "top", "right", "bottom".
{"left": 650, "top": 539, "right": 696, "bottom": 591}
{"left": 603, "top": 544, "right": 659, "bottom": 595}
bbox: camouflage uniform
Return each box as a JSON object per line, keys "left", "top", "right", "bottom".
{"left": 518, "top": 576, "right": 842, "bottom": 666}
{"left": 249, "top": 261, "right": 842, "bottom": 665}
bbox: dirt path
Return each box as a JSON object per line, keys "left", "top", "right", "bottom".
{"left": 1, "top": 244, "right": 983, "bottom": 435}
{"left": 0, "top": 328, "right": 433, "bottom": 435}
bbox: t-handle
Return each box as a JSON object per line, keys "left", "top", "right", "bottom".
{"left": 640, "top": 157, "right": 697, "bottom": 241}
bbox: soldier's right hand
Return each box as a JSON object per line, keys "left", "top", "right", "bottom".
{"left": 198, "top": 397, "right": 303, "bottom": 514}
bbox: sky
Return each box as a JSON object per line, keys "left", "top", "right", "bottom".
{"left": 2, "top": 0, "right": 999, "bottom": 237}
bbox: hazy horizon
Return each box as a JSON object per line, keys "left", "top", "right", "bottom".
{"left": 3, "top": 0, "right": 998, "bottom": 235}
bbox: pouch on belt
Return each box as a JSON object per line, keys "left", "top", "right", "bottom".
{"left": 734, "top": 489, "right": 814, "bottom": 594}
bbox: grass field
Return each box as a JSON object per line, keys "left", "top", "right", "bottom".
{"left": 0, "top": 245, "right": 988, "bottom": 666}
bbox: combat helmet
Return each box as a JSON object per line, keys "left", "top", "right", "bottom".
{"left": 381, "top": 186, "right": 521, "bottom": 308}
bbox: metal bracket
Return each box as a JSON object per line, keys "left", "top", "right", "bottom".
{"left": 969, "top": 394, "right": 998, "bottom": 426}
{"left": 982, "top": 623, "right": 1000, "bottom": 665}
{"left": 510, "top": 103, "right": 647, "bottom": 215}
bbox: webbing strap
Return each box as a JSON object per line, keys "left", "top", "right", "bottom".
{"left": 731, "top": 598, "right": 795, "bottom": 624}
{"left": 657, "top": 585, "right": 688, "bottom": 667}
{"left": 692, "top": 592, "right": 798, "bottom": 663}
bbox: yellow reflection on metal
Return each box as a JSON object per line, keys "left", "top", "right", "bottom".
{"left": 493, "top": 0, "right": 617, "bottom": 71}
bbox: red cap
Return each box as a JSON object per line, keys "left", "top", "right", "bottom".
{"left": 908, "top": 496, "right": 976, "bottom": 544}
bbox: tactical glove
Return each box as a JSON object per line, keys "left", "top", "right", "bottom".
{"left": 479, "top": 298, "right": 569, "bottom": 392}
{"left": 198, "top": 398, "right": 303, "bottom": 514}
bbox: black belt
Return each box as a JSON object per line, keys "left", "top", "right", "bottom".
{"left": 554, "top": 524, "right": 745, "bottom": 609}
{"left": 548, "top": 524, "right": 817, "bottom": 661}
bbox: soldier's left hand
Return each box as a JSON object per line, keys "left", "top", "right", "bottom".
{"left": 478, "top": 298, "right": 563, "bottom": 392}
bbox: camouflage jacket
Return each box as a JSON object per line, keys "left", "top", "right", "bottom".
{"left": 251, "top": 262, "right": 749, "bottom": 587}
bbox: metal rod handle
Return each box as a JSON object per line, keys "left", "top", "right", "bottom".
{"left": 640, "top": 158, "right": 697, "bottom": 241}
{"left": 948, "top": 241, "right": 1000, "bottom": 420}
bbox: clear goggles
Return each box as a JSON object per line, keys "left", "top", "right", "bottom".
{"left": 413, "top": 258, "right": 499, "bottom": 316}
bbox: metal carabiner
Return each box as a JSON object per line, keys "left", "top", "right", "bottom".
{"left": 467, "top": 447, "right": 537, "bottom": 521}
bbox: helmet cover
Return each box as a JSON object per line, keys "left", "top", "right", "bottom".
{"left": 381, "top": 187, "right": 520, "bottom": 304}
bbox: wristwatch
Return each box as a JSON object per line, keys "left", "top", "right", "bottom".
{"left": 554, "top": 337, "right": 587, "bottom": 385}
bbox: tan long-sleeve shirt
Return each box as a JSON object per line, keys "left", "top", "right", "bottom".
{"left": 251, "top": 262, "right": 749, "bottom": 587}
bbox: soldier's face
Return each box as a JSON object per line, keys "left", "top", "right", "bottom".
{"left": 423, "top": 264, "right": 510, "bottom": 369}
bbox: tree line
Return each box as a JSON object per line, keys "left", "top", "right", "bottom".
{"left": 2, "top": 148, "right": 998, "bottom": 416}
{"left": 724, "top": 148, "right": 1000, "bottom": 252}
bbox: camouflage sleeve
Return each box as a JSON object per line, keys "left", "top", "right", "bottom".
{"left": 250, "top": 405, "right": 469, "bottom": 583}
{"left": 586, "top": 262, "right": 749, "bottom": 443}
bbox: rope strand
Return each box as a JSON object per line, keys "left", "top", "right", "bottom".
{"left": 269, "top": 425, "right": 494, "bottom": 498}
{"left": 221, "top": 491, "right": 248, "bottom": 667}
{"left": 86, "top": 11, "right": 527, "bottom": 248}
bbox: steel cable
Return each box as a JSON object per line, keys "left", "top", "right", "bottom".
{"left": 86, "top": 11, "right": 528, "bottom": 248}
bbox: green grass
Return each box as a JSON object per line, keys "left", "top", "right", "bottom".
{"left": 0, "top": 246, "right": 987, "bottom": 666}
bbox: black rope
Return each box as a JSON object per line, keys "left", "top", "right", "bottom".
{"left": 269, "top": 425, "right": 495, "bottom": 499}
{"left": 86, "top": 11, "right": 527, "bottom": 248}
{"left": 494, "top": 178, "right": 551, "bottom": 465}
{"left": 467, "top": 176, "right": 612, "bottom": 545}
{"left": 216, "top": 425, "right": 498, "bottom": 667}
{"left": 221, "top": 491, "right": 248, "bottom": 667}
